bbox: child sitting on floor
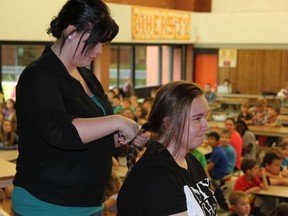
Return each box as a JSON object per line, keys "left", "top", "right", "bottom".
{"left": 228, "top": 190, "right": 254, "bottom": 216}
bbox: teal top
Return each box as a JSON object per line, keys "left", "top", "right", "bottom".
{"left": 90, "top": 95, "right": 106, "bottom": 115}
{"left": 12, "top": 186, "right": 103, "bottom": 216}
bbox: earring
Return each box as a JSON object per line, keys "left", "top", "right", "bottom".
{"left": 68, "top": 35, "right": 72, "bottom": 40}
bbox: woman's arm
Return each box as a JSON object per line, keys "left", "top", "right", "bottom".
{"left": 72, "top": 115, "right": 139, "bottom": 144}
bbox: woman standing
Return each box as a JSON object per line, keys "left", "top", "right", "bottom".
{"left": 117, "top": 81, "right": 217, "bottom": 216}
{"left": 12, "top": 1, "right": 146, "bottom": 215}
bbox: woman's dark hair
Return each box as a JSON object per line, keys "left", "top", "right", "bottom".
{"left": 147, "top": 81, "right": 203, "bottom": 156}
{"left": 47, "top": 0, "right": 119, "bottom": 55}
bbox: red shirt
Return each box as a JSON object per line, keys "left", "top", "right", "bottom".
{"left": 234, "top": 175, "right": 262, "bottom": 191}
{"left": 230, "top": 130, "right": 243, "bottom": 169}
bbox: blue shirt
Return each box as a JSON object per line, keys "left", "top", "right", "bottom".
{"left": 221, "top": 144, "right": 236, "bottom": 174}
{"left": 210, "top": 146, "right": 228, "bottom": 180}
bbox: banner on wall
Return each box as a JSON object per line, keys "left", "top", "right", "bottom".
{"left": 218, "top": 49, "right": 237, "bottom": 67}
{"left": 131, "top": 6, "right": 191, "bottom": 41}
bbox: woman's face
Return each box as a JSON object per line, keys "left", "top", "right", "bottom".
{"left": 69, "top": 32, "right": 102, "bottom": 67}
{"left": 183, "top": 96, "right": 209, "bottom": 150}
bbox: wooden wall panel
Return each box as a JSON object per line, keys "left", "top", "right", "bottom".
{"left": 218, "top": 50, "right": 287, "bottom": 95}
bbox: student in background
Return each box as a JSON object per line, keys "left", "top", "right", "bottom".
{"left": 0, "top": 119, "right": 19, "bottom": 146}
{"left": 269, "top": 202, "right": 288, "bottom": 216}
{"left": 222, "top": 78, "right": 233, "bottom": 93}
{"left": 265, "top": 105, "right": 282, "bottom": 127}
{"left": 104, "top": 169, "right": 123, "bottom": 216}
{"left": 220, "top": 129, "right": 236, "bottom": 175}
{"left": 237, "top": 101, "right": 253, "bottom": 125}
{"left": 236, "top": 120, "right": 257, "bottom": 160}
{"left": 228, "top": 190, "right": 253, "bottom": 216}
{"left": 206, "top": 131, "right": 230, "bottom": 211}
{"left": 204, "top": 83, "right": 217, "bottom": 104}
{"left": 264, "top": 105, "right": 282, "bottom": 147}
{"left": 206, "top": 131, "right": 228, "bottom": 180}
{"left": 277, "top": 140, "right": 288, "bottom": 169}
{"left": 134, "top": 105, "right": 147, "bottom": 126}
{"left": 262, "top": 151, "right": 288, "bottom": 186}
{"left": 225, "top": 117, "right": 243, "bottom": 170}
{"left": 190, "top": 148, "right": 207, "bottom": 169}
{"left": 234, "top": 158, "right": 268, "bottom": 216}
{"left": 249, "top": 98, "right": 268, "bottom": 126}
{"left": 117, "top": 81, "right": 217, "bottom": 216}
{"left": 0, "top": 189, "right": 9, "bottom": 216}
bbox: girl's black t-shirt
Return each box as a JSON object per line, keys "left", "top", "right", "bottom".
{"left": 117, "top": 141, "right": 217, "bottom": 216}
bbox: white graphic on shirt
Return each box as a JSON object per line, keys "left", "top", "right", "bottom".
{"left": 183, "top": 178, "right": 217, "bottom": 216}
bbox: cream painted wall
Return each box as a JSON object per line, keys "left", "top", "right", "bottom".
{"left": 1, "top": 0, "right": 288, "bottom": 48}
{"left": 212, "top": 0, "right": 288, "bottom": 13}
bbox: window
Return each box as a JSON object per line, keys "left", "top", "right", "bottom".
{"left": 1, "top": 45, "right": 45, "bottom": 99}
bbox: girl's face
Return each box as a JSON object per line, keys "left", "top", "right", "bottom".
{"left": 3, "top": 121, "right": 12, "bottom": 133}
{"left": 134, "top": 107, "right": 143, "bottom": 118}
{"left": 265, "top": 159, "right": 282, "bottom": 175}
{"left": 69, "top": 32, "right": 102, "bottom": 67}
{"left": 233, "top": 196, "right": 251, "bottom": 216}
{"left": 183, "top": 96, "right": 209, "bottom": 150}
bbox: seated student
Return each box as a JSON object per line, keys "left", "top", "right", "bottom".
{"left": 265, "top": 105, "right": 282, "bottom": 127}
{"left": 248, "top": 98, "right": 269, "bottom": 146}
{"left": 228, "top": 190, "right": 253, "bottom": 216}
{"left": 0, "top": 119, "right": 18, "bottom": 146}
{"left": 249, "top": 98, "right": 269, "bottom": 126}
{"left": 234, "top": 158, "right": 268, "bottom": 216}
{"left": 190, "top": 148, "right": 207, "bottom": 169}
{"left": 237, "top": 101, "right": 253, "bottom": 125}
{"left": 104, "top": 169, "right": 123, "bottom": 215}
{"left": 236, "top": 120, "right": 257, "bottom": 160}
{"left": 0, "top": 189, "right": 9, "bottom": 216}
{"left": 262, "top": 150, "right": 288, "bottom": 186}
{"left": 207, "top": 131, "right": 229, "bottom": 180}
{"left": 112, "top": 95, "right": 123, "bottom": 114}
{"left": 264, "top": 105, "right": 282, "bottom": 147}
{"left": 206, "top": 131, "right": 230, "bottom": 211}
{"left": 220, "top": 129, "right": 236, "bottom": 175}
{"left": 269, "top": 202, "right": 288, "bottom": 216}
{"left": 204, "top": 83, "right": 217, "bottom": 104}
{"left": 277, "top": 140, "right": 288, "bottom": 169}
{"left": 225, "top": 117, "right": 243, "bottom": 170}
